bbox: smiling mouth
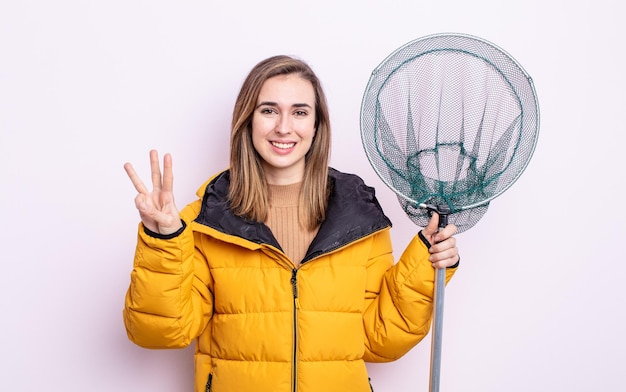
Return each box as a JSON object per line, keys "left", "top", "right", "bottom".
{"left": 271, "top": 141, "right": 295, "bottom": 149}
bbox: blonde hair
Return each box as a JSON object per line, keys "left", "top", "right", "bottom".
{"left": 228, "top": 55, "right": 331, "bottom": 230}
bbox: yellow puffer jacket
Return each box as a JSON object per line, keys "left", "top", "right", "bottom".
{"left": 123, "top": 168, "right": 456, "bottom": 392}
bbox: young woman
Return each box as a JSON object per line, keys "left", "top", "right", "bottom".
{"left": 123, "top": 55, "right": 459, "bottom": 392}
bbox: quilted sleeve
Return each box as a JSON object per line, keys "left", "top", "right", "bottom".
{"left": 362, "top": 229, "right": 456, "bottom": 362}
{"left": 122, "top": 202, "right": 213, "bottom": 349}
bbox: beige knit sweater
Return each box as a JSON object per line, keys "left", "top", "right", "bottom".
{"left": 266, "top": 182, "right": 319, "bottom": 266}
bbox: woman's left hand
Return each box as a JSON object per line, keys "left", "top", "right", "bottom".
{"left": 421, "top": 213, "right": 460, "bottom": 269}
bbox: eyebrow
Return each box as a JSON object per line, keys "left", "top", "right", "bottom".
{"left": 256, "top": 101, "right": 313, "bottom": 109}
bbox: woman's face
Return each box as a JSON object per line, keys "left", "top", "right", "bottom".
{"left": 252, "top": 74, "right": 316, "bottom": 185}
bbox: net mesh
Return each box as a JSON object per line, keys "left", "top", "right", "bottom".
{"left": 360, "top": 34, "right": 539, "bottom": 233}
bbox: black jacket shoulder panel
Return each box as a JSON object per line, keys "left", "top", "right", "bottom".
{"left": 194, "top": 170, "right": 281, "bottom": 249}
{"left": 304, "top": 168, "right": 392, "bottom": 262}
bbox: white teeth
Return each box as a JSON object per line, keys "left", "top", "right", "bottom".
{"left": 271, "top": 142, "right": 295, "bottom": 149}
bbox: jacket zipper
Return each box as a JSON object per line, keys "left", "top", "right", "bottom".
{"left": 290, "top": 268, "right": 300, "bottom": 392}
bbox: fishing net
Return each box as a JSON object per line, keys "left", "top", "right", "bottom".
{"left": 360, "top": 33, "right": 540, "bottom": 391}
{"left": 360, "top": 33, "right": 539, "bottom": 233}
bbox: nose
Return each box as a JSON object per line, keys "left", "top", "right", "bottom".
{"left": 274, "top": 114, "right": 291, "bottom": 135}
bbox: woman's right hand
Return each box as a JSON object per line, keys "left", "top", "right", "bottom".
{"left": 124, "top": 150, "right": 183, "bottom": 235}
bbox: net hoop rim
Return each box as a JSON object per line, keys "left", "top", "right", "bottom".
{"left": 360, "top": 32, "right": 540, "bottom": 212}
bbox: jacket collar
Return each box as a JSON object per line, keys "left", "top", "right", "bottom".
{"left": 194, "top": 168, "right": 392, "bottom": 263}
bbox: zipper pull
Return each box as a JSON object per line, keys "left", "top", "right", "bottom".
{"left": 205, "top": 373, "right": 212, "bottom": 392}
{"left": 291, "top": 269, "right": 301, "bottom": 309}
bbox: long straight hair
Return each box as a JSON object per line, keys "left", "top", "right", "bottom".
{"left": 228, "top": 55, "right": 331, "bottom": 230}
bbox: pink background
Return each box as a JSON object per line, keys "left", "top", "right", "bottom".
{"left": 1, "top": 1, "right": 624, "bottom": 391}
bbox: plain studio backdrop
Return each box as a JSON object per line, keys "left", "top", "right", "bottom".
{"left": 1, "top": 1, "right": 624, "bottom": 391}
